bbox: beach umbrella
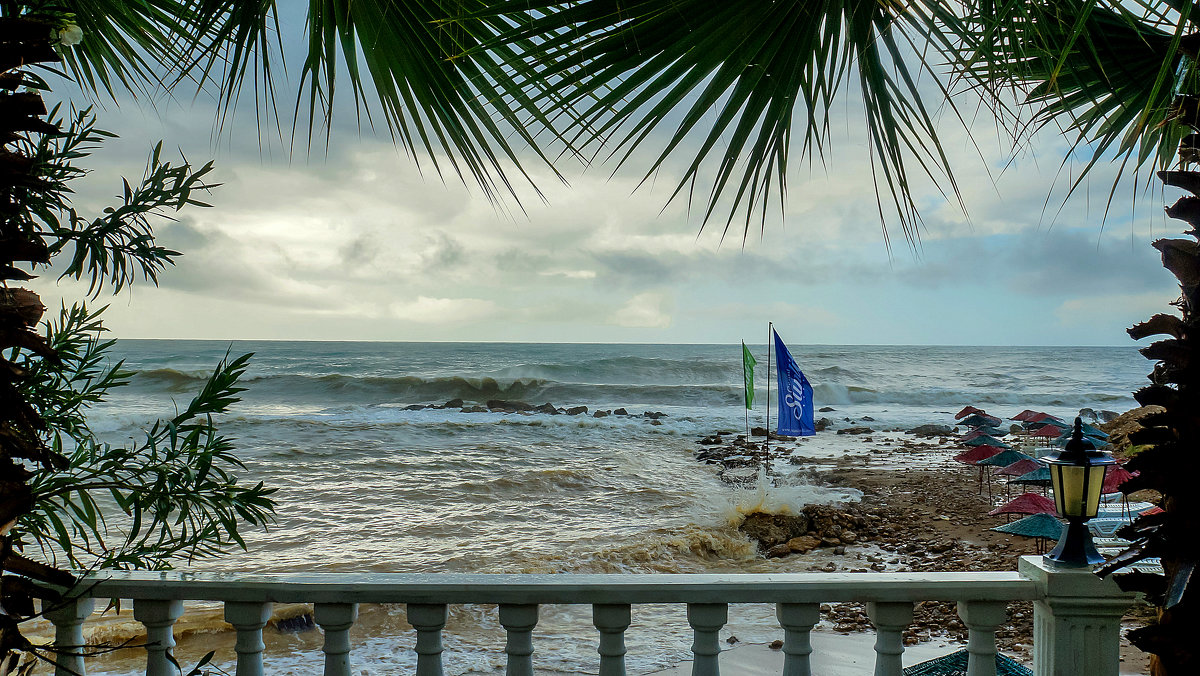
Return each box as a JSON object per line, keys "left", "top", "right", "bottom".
{"left": 963, "top": 435, "right": 1011, "bottom": 448}
{"left": 991, "top": 512, "right": 1065, "bottom": 553}
{"left": 1103, "top": 466, "right": 1136, "bottom": 494}
{"left": 1081, "top": 422, "right": 1108, "bottom": 439}
{"left": 960, "top": 413, "right": 1003, "bottom": 428}
{"left": 955, "top": 406, "right": 984, "bottom": 420}
{"left": 996, "top": 458, "right": 1041, "bottom": 477}
{"left": 1025, "top": 412, "right": 1065, "bottom": 426}
{"left": 1011, "top": 467, "right": 1052, "bottom": 497}
{"left": 977, "top": 450, "right": 1034, "bottom": 467}
{"left": 962, "top": 427, "right": 1006, "bottom": 442}
{"left": 954, "top": 445, "right": 1003, "bottom": 464}
{"left": 1011, "top": 410, "right": 1043, "bottom": 422}
{"left": 988, "top": 492, "right": 1056, "bottom": 517}
{"left": 903, "top": 648, "right": 1033, "bottom": 676}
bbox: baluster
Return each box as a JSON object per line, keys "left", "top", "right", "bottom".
{"left": 593, "top": 603, "right": 631, "bottom": 676}
{"left": 314, "top": 603, "right": 358, "bottom": 676}
{"left": 866, "top": 601, "right": 913, "bottom": 676}
{"left": 133, "top": 599, "right": 185, "bottom": 676}
{"left": 46, "top": 597, "right": 94, "bottom": 676}
{"left": 776, "top": 602, "right": 820, "bottom": 676}
{"left": 957, "top": 601, "right": 1008, "bottom": 676}
{"left": 407, "top": 603, "right": 448, "bottom": 676}
{"left": 224, "top": 602, "right": 272, "bottom": 676}
{"left": 499, "top": 603, "right": 539, "bottom": 676}
{"left": 687, "top": 603, "right": 727, "bottom": 676}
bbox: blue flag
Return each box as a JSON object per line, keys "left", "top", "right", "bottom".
{"left": 774, "top": 330, "right": 814, "bottom": 436}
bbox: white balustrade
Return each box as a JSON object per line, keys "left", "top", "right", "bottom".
{"left": 314, "top": 602, "right": 357, "bottom": 676}
{"left": 867, "top": 601, "right": 914, "bottom": 676}
{"left": 687, "top": 602, "right": 728, "bottom": 676}
{"left": 406, "top": 602, "right": 447, "bottom": 676}
{"left": 132, "top": 598, "right": 184, "bottom": 676}
{"left": 957, "top": 600, "right": 1008, "bottom": 676}
{"left": 224, "top": 601, "right": 272, "bottom": 676}
{"left": 593, "top": 603, "right": 632, "bottom": 676}
{"left": 43, "top": 556, "right": 1135, "bottom": 676}
{"left": 499, "top": 603, "right": 539, "bottom": 676}
{"left": 45, "top": 596, "right": 94, "bottom": 676}
{"left": 777, "top": 602, "right": 820, "bottom": 676}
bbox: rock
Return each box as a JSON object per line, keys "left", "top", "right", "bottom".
{"left": 786, "top": 535, "right": 822, "bottom": 554}
{"left": 819, "top": 406, "right": 836, "bottom": 412}
{"left": 726, "top": 636, "right": 739, "bottom": 645}
{"left": 534, "top": 403, "right": 559, "bottom": 414}
{"left": 565, "top": 406, "right": 589, "bottom": 416}
{"left": 834, "top": 546, "right": 847, "bottom": 555}
{"left": 837, "top": 427, "right": 873, "bottom": 435}
{"left": 593, "top": 410, "right": 610, "bottom": 418}
{"left": 907, "top": 424, "right": 952, "bottom": 437}
{"left": 751, "top": 426, "right": 769, "bottom": 437}
{"left": 862, "top": 416, "right": 875, "bottom": 422}
{"left": 650, "top": 419, "right": 662, "bottom": 425}
{"left": 815, "top": 418, "right": 832, "bottom": 432}
{"left": 487, "top": 399, "right": 534, "bottom": 412}
{"left": 614, "top": 408, "right": 629, "bottom": 416}
{"left": 461, "top": 406, "right": 488, "bottom": 413}
{"left": 1098, "top": 410, "right": 1120, "bottom": 423}
{"left": 1100, "top": 406, "right": 1165, "bottom": 451}
{"left": 739, "top": 512, "right": 811, "bottom": 550}
{"left": 442, "top": 398, "right": 464, "bottom": 409}
{"left": 643, "top": 411, "right": 667, "bottom": 419}
{"left": 402, "top": 404, "right": 428, "bottom": 411}
{"left": 820, "top": 537, "right": 841, "bottom": 548}
{"left": 840, "top": 531, "right": 858, "bottom": 544}
{"left": 766, "top": 543, "right": 793, "bottom": 558}
{"left": 698, "top": 435, "right": 724, "bottom": 445}
{"left": 769, "top": 640, "right": 784, "bottom": 650}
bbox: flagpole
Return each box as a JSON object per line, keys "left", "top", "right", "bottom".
{"left": 765, "top": 321, "right": 773, "bottom": 476}
{"left": 742, "top": 341, "right": 751, "bottom": 439}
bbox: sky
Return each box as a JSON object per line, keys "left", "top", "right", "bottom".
{"left": 26, "top": 20, "right": 1185, "bottom": 347}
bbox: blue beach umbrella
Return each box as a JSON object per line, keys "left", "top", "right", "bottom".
{"left": 991, "top": 513, "right": 1064, "bottom": 553}
{"left": 963, "top": 435, "right": 1011, "bottom": 449}
{"left": 976, "top": 450, "right": 1033, "bottom": 467}
{"left": 903, "top": 648, "right": 1033, "bottom": 676}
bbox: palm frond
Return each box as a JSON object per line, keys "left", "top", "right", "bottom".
{"left": 469, "top": 0, "right": 964, "bottom": 243}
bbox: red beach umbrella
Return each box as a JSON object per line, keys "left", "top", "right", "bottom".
{"left": 955, "top": 406, "right": 984, "bottom": 419}
{"left": 954, "top": 445, "right": 1004, "bottom": 464}
{"left": 996, "top": 458, "right": 1042, "bottom": 477}
{"left": 988, "top": 492, "right": 1056, "bottom": 516}
{"left": 1011, "top": 409, "right": 1042, "bottom": 422}
{"left": 1031, "top": 424, "right": 1063, "bottom": 438}
{"left": 1102, "top": 466, "right": 1137, "bottom": 495}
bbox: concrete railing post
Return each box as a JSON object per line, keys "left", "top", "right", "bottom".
{"left": 593, "top": 603, "right": 631, "bottom": 676}
{"left": 777, "top": 602, "right": 820, "bottom": 676}
{"left": 315, "top": 602, "right": 358, "bottom": 676}
{"left": 1019, "top": 555, "right": 1137, "bottom": 676}
{"left": 224, "top": 601, "right": 272, "bottom": 676}
{"left": 867, "top": 601, "right": 913, "bottom": 676}
{"left": 687, "top": 602, "right": 728, "bottom": 676}
{"left": 133, "top": 599, "right": 185, "bottom": 676}
{"left": 407, "top": 603, "right": 448, "bottom": 676}
{"left": 46, "top": 596, "right": 94, "bottom": 676}
{"left": 499, "top": 603, "right": 539, "bottom": 676}
{"left": 957, "top": 600, "right": 1008, "bottom": 676}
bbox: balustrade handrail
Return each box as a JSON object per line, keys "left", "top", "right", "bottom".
{"left": 70, "top": 569, "right": 1040, "bottom": 605}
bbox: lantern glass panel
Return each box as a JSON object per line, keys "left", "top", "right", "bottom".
{"left": 1083, "top": 464, "right": 1107, "bottom": 517}
{"left": 1055, "top": 465, "right": 1088, "bottom": 516}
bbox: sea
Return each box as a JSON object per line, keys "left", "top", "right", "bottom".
{"left": 67, "top": 341, "right": 1147, "bottom": 675}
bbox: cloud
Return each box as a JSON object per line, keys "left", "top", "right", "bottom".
{"left": 610, "top": 293, "right": 673, "bottom": 328}
{"left": 389, "top": 297, "right": 500, "bottom": 324}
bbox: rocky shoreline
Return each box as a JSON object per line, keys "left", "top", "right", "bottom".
{"left": 693, "top": 418, "right": 1153, "bottom": 670}
{"left": 401, "top": 398, "right": 668, "bottom": 421}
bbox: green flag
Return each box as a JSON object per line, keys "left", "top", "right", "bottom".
{"left": 742, "top": 341, "right": 757, "bottom": 409}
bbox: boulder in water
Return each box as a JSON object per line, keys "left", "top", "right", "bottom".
{"left": 819, "top": 406, "right": 836, "bottom": 412}
{"left": 614, "top": 408, "right": 629, "bottom": 416}
{"left": 837, "top": 426, "right": 873, "bottom": 435}
{"left": 534, "top": 403, "right": 558, "bottom": 414}
{"left": 593, "top": 410, "right": 610, "bottom": 418}
{"left": 403, "top": 404, "right": 428, "bottom": 411}
{"left": 907, "top": 424, "right": 952, "bottom": 437}
{"left": 488, "top": 399, "right": 534, "bottom": 412}
{"left": 751, "top": 426, "right": 769, "bottom": 437}
{"left": 565, "top": 406, "right": 588, "bottom": 415}
{"left": 739, "top": 512, "right": 810, "bottom": 550}
{"left": 815, "top": 418, "right": 832, "bottom": 432}
{"left": 441, "top": 398, "right": 464, "bottom": 409}
{"left": 460, "top": 406, "right": 488, "bottom": 413}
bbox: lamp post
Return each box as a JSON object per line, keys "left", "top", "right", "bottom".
{"left": 1043, "top": 417, "right": 1117, "bottom": 567}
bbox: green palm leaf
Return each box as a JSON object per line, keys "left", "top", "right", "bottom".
{"left": 467, "top": 0, "right": 965, "bottom": 243}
